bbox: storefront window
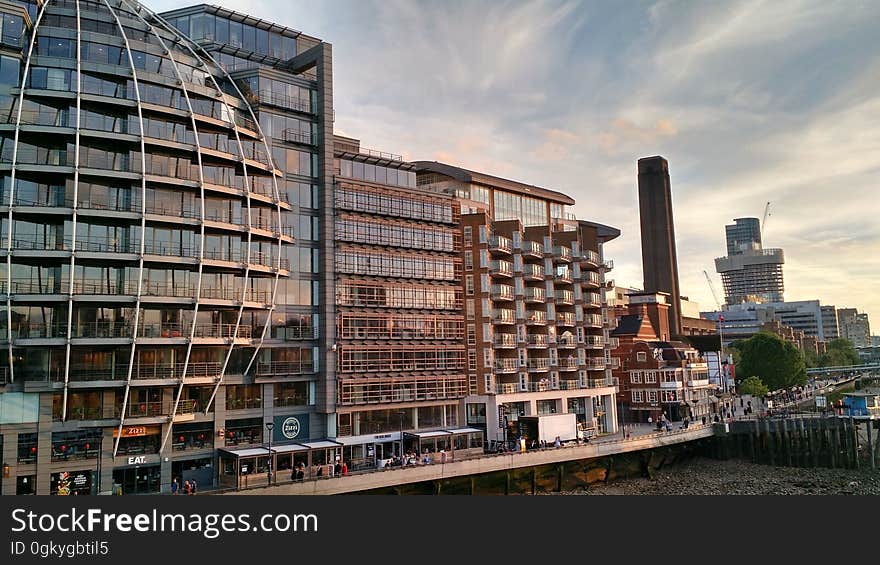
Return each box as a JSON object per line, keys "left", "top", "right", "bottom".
{"left": 17, "top": 432, "right": 38, "bottom": 464}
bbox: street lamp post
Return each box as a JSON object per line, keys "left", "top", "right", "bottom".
{"left": 398, "top": 410, "right": 405, "bottom": 465}
{"left": 265, "top": 422, "right": 274, "bottom": 484}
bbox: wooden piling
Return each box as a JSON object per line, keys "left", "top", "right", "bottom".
{"left": 867, "top": 418, "right": 876, "bottom": 470}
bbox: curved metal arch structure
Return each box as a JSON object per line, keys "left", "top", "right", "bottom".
{"left": 0, "top": 0, "right": 288, "bottom": 452}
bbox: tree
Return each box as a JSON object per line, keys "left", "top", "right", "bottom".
{"left": 735, "top": 331, "right": 807, "bottom": 391}
{"left": 802, "top": 347, "right": 820, "bottom": 368}
{"left": 738, "top": 376, "right": 769, "bottom": 398}
{"left": 818, "top": 338, "right": 860, "bottom": 367}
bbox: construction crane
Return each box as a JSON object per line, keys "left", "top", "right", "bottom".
{"left": 761, "top": 201, "right": 771, "bottom": 239}
{"left": 703, "top": 270, "right": 722, "bottom": 311}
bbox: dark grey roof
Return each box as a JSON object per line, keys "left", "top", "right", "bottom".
{"left": 578, "top": 220, "right": 621, "bottom": 242}
{"left": 611, "top": 315, "right": 643, "bottom": 336}
{"left": 412, "top": 161, "right": 575, "bottom": 205}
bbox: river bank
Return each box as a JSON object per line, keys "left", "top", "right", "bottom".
{"left": 553, "top": 457, "right": 880, "bottom": 495}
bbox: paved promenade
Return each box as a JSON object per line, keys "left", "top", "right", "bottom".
{"left": 217, "top": 424, "right": 717, "bottom": 495}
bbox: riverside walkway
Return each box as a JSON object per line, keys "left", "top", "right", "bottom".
{"left": 217, "top": 423, "right": 717, "bottom": 495}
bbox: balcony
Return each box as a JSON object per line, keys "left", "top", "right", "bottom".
{"left": 495, "top": 382, "right": 519, "bottom": 394}
{"left": 494, "top": 359, "right": 518, "bottom": 374}
{"left": 687, "top": 379, "right": 711, "bottom": 388}
{"left": 583, "top": 292, "right": 602, "bottom": 307}
{"left": 554, "top": 267, "right": 572, "bottom": 283}
{"left": 555, "top": 290, "right": 574, "bottom": 304}
{"left": 489, "top": 235, "right": 513, "bottom": 255}
{"left": 558, "top": 358, "right": 579, "bottom": 371}
{"left": 527, "top": 358, "right": 550, "bottom": 372}
{"left": 523, "top": 287, "right": 546, "bottom": 302}
{"left": 660, "top": 380, "right": 684, "bottom": 389}
{"left": 585, "top": 335, "right": 604, "bottom": 348}
{"left": 581, "top": 249, "right": 600, "bottom": 266}
{"left": 255, "top": 361, "right": 316, "bottom": 377}
{"left": 493, "top": 333, "right": 517, "bottom": 348}
{"left": 552, "top": 246, "right": 572, "bottom": 262}
{"left": 491, "top": 284, "right": 515, "bottom": 301}
{"left": 586, "top": 314, "right": 603, "bottom": 328}
{"left": 608, "top": 357, "right": 621, "bottom": 369}
{"left": 604, "top": 315, "right": 619, "bottom": 330}
{"left": 556, "top": 313, "right": 575, "bottom": 326}
{"left": 584, "top": 358, "right": 606, "bottom": 371}
{"left": 557, "top": 336, "right": 577, "bottom": 348}
{"left": 526, "top": 334, "right": 548, "bottom": 348}
{"left": 525, "top": 311, "right": 547, "bottom": 325}
{"left": 492, "top": 309, "right": 516, "bottom": 324}
{"left": 521, "top": 241, "right": 544, "bottom": 258}
{"left": 602, "top": 259, "right": 614, "bottom": 271}
{"left": 582, "top": 271, "right": 601, "bottom": 287}
{"left": 607, "top": 337, "right": 620, "bottom": 349}
{"left": 522, "top": 264, "right": 544, "bottom": 280}
{"left": 489, "top": 260, "right": 514, "bottom": 277}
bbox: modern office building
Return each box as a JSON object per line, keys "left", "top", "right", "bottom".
{"left": 414, "top": 162, "right": 620, "bottom": 445}
{"left": 715, "top": 217, "right": 785, "bottom": 305}
{"left": 332, "top": 137, "right": 469, "bottom": 466}
{"left": 821, "top": 305, "right": 839, "bottom": 340}
{"left": 838, "top": 308, "right": 871, "bottom": 348}
{"left": 724, "top": 217, "right": 761, "bottom": 256}
{"left": 637, "top": 156, "right": 682, "bottom": 336}
{"left": 0, "top": 0, "right": 328, "bottom": 495}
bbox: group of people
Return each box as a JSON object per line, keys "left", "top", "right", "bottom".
{"left": 170, "top": 478, "right": 197, "bottom": 495}
{"left": 290, "top": 460, "right": 349, "bottom": 481}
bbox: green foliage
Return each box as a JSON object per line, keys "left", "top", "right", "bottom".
{"left": 738, "top": 376, "right": 769, "bottom": 398}
{"left": 735, "top": 331, "right": 807, "bottom": 391}
{"left": 802, "top": 347, "right": 821, "bottom": 368}
{"left": 818, "top": 338, "right": 860, "bottom": 367}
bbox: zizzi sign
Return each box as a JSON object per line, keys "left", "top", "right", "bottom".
{"left": 273, "top": 414, "right": 309, "bottom": 442}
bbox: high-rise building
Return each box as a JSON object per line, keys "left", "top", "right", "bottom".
{"left": 838, "top": 308, "right": 871, "bottom": 348}
{"left": 415, "top": 162, "right": 620, "bottom": 444}
{"left": 637, "top": 156, "right": 682, "bottom": 336}
{"left": 715, "top": 217, "right": 784, "bottom": 305}
{"left": 820, "top": 305, "right": 839, "bottom": 340}
{"left": 725, "top": 217, "right": 761, "bottom": 256}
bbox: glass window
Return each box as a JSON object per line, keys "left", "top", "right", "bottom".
{"left": 215, "top": 17, "right": 229, "bottom": 43}
{"left": 229, "top": 21, "right": 242, "bottom": 48}
{"left": 242, "top": 24, "right": 256, "bottom": 51}
{"left": 256, "top": 28, "right": 269, "bottom": 55}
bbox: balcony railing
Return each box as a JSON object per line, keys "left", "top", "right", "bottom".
{"left": 489, "top": 260, "right": 513, "bottom": 277}
{"left": 494, "top": 359, "right": 518, "bottom": 373}
{"left": 521, "top": 241, "right": 544, "bottom": 257}
{"left": 660, "top": 380, "right": 684, "bottom": 389}
{"left": 488, "top": 235, "right": 512, "bottom": 254}
{"left": 493, "top": 334, "right": 517, "bottom": 348}
{"left": 557, "top": 336, "right": 576, "bottom": 348}
{"left": 582, "top": 271, "right": 601, "bottom": 286}
{"left": 554, "top": 267, "right": 572, "bottom": 282}
{"left": 526, "top": 311, "right": 547, "bottom": 325}
{"left": 607, "top": 337, "right": 619, "bottom": 349}
{"left": 584, "top": 358, "right": 606, "bottom": 370}
{"left": 492, "top": 309, "right": 516, "bottom": 324}
{"left": 527, "top": 335, "right": 548, "bottom": 347}
{"left": 552, "top": 246, "right": 572, "bottom": 261}
{"left": 495, "top": 382, "right": 519, "bottom": 394}
{"left": 523, "top": 287, "right": 545, "bottom": 302}
{"left": 555, "top": 290, "right": 574, "bottom": 304}
{"left": 522, "top": 264, "right": 544, "bottom": 279}
{"left": 527, "top": 358, "right": 550, "bottom": 371}
{"left": 255, "top": 361, "right": 316, "bottom": 376}
{"left": 556, "top": 313, "right": 575, "bottom": 326}
{"left": 558, "top": 358, "right": 579, "bottom": 370}
{"left": 490, "top": 285, "right": 515, "bottom": 301}
{"left": 585, "top": 335, "right": 604, "bottom": 348}
{"left": 583, "top": 292, "right": 602, "bottom": 306}
{"left": 580, "top": 250, "right": 600, "bottom": 265}
{"left": 586, "top": 314, "right": 604, "bottom": 327}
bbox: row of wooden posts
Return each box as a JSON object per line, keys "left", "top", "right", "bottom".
{"left": 718, "top": 417, "right": 878, "bottom": 470}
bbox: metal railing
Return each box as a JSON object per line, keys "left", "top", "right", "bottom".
{"left": 489, "top": 260, "right": 513, "bottom": 276}
{"left": 493, "top": 334, "right": 517, "bottom": 347}
{"left": 489, "top": 235, "right": 512, "bottom": 253}
{"left": 255, "top": 361, "right": 316, "bottom": 376}
{"left": 522, "top": 264, "right": 544, "bottom": 278}
{"left": 523, "top": 288, "right": 545, "bottom": 302}
{"left": 490, "top": 285, "right": 515, "bottom": 300}
{"left": 527, "top": 335, "right": 548, "bottom": 347}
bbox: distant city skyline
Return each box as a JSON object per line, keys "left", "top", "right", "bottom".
{"left": 150, "top": 0, "right": 880, "bottom": 324}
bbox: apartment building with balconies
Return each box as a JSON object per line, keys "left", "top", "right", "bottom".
{"left": 414, "top": 161, "right": 620, "bottom": 445}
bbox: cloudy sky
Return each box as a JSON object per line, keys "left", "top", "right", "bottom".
{"left": 153, "top": 0, "right": 880, "bottom": 329}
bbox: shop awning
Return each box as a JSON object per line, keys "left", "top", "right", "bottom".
{"left": 218, "top": 447, "right": 271, "bottom": 458}
{"left": 272, "top": 443, "right": 309, "bottom": 454}
{"left": 297, "top": 440, "right": 343, "bottom": 449}
{"left": 443, "top": 427, "right": 483, "bottom": 435}
{"left": 405, "top": 430, "right": 452, "bottom": 439}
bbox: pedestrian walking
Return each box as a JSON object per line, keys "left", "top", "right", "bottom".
{"left": 191, "top": 479, "right": 197, "bottom": 494}
{"left": 184, "top": 480, "right": 192, "bottom": 495}
{"left": 171, "top": 478, "right": 179, "bottom": 495}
